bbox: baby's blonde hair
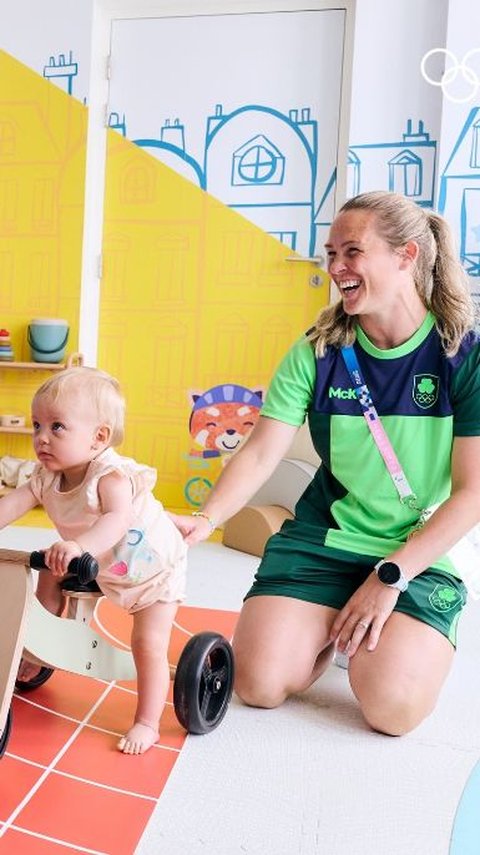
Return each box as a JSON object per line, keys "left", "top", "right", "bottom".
{"left": 33, "top": 367, "right": 125, "bottom": 446}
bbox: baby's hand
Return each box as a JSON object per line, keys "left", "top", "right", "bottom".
{"left": 44, "top": 540, "right": 83, "bottom": 577}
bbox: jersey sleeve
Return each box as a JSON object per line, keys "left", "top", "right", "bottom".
{"left": 260, "top": 336, "right": 316, "bottom": 427}
{"left": 451, "top": 341, "right": 480, "bottom": 436}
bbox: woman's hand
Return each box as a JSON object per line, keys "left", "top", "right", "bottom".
{"left": 44, "top": 540, "right": 83, "bottom": 577}
{"left": 329, "top": 573, "right": 400, "bottom": 657}
{"left": 168, "top": 512, "right": 213, "bottom": 545}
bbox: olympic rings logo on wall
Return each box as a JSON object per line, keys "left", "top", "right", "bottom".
{"left": 421, "top": 48, "right": 480, "bottom": 103}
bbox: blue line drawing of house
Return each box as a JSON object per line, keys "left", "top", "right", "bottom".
{"left": 109, "top": 112, "right": 127, "bottom": 137}
{"left": 438, "top": 107, "right": 480, "bottom": 282}
{"left": 110, "top": 101, "right": 322, "bottom": 256}
{"left": 347, "top": 120, "right": 436, "bottom": 205}
{"left": 132, "top": 117, "right": 203, "bottom": 188}
{"left": 314, "top": 120, "right": 437, "bottom": 256}
{"left": 43, "top": 51, "right": 78, "bottom": 96}
{"left": 204, "top": 104, "right": 318, "bottom": 256}
{"left": 108, "top": 104, "right": 318, "bottom": 255}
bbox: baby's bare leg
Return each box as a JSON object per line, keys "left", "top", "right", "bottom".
{"left": 118, "top": 601, "right": 178, "bottom": 755}
{"left": 17, "top": 572, "right": 65, "bottom": 681}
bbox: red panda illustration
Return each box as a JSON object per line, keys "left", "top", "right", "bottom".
{"left": 189, "top": 383, "right": 263, "bottom": 458}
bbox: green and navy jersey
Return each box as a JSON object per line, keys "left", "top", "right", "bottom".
{"left": 261, "top": 312, "right": 480, "bottom": 575}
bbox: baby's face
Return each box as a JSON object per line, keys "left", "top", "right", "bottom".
{"left": 31, "top": 393, "right": 104, "bottom": 483}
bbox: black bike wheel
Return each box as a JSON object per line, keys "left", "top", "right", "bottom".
{"left": 0, "top": 709, "right": 12, "bottom": 759}
{"left": 173, "top": 632, "right": 234, "bottom": 734}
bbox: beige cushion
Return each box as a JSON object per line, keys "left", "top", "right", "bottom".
{"left": 223, "top": 504, "right": 293, "bottom": 557}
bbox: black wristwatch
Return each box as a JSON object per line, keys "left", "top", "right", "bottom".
{"left": 374, "top": 559, "right": 409, "bottom": 592}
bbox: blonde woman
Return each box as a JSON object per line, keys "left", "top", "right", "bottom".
{"left": 172, "top": 191, "right": 480, "bottom": 736}
{"left": 0, "top": 368, "right": 187, "bottom": 754}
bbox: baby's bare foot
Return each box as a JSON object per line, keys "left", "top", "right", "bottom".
{"left": 17, "top": 659, "right": 42, "bottom": 683}
{"left": 117, "top": 722, "right": 159, "bottom": 755}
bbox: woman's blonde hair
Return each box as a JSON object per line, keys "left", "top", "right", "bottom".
{"left": 33, "top": 367, "right": 125, "bottom": 446}
{"left": 309, "top": 190, "right": 476, "bottom": 356}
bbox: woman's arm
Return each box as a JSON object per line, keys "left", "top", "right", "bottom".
{"left": 387, "top": 434, "right": 480, "bottom": 577}
{"left": 44, "top": 472, "right": 134, "bottom": 575}
{"left": 331, "top": 434, "right": 480, "bottom": 654}
{"left": 171, "top": 416, "right": 300, "bottom": 544}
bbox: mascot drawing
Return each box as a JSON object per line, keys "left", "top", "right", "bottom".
{"left": 188, "top": 383, "right": 263, "bottom": 459}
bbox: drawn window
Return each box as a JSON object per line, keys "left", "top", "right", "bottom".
{"left": 0, "top": 179, "right": 18, "bottom": 225}
{"left": 470, "top": 120, "right": 480, "bottom": 169}
{"left": 122, "top": 165, "right": 155, "bottom": 203}
{"left": 238, "top": 145, "right": 276, "bottom": 183}
{"left": 32, "top": 179, "right": 55, "bottom": 229}
{"left": 268, "top": 231, "right": 297, "bottom": 250}
{"left": 232, "top": 135, "right": 285, "bottom": 186}
{"left": 388, "top": 150, "right": 422, "bottom": 197}
{"left": 460, "top": 188, "right": 480, "bottom": 277}
{"left": 0, "top": 121, "right": 16, "bottom": 156}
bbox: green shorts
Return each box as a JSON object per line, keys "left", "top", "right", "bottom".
{"left": 245, "top": 526, "right": 467, "bottom": 647}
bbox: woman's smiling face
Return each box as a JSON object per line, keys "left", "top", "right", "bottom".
{"left": 325, "top": 209, "right": 411, "bottom": 317}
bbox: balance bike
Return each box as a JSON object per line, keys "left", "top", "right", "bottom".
{"left": 0, "top": 548, "right": 234, "bottom": 757}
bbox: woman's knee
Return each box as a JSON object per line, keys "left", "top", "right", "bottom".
{"left": 351, "top": 673, "right": 435, "bottom": 736}
{"left": 234, "top": 663, "right": 287, "bottom": 709}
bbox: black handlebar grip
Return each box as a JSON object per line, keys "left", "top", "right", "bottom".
{"left": 29, "top": 551, "right": 49, "bottom": 570}
{"left": 29, "top": 551, "right": 99, "bottom": 585}
{"left": 71, "top": 554, "right": 99, "bottom": 585}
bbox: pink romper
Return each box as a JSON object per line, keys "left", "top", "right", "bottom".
{"left": 29, "top": 447, "right": 187, "bottom": 613}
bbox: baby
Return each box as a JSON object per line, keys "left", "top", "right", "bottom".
{"left": 0, "top": 367, "right": 187, "bottom": 754}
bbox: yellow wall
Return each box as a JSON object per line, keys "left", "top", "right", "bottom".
{"left": 0, "top": 51, "right": 86, "bottom": 461}
{"left": 100, "top": 133, "right": 328, "bottom": 510}
{"left": 0, "top": 50, "right": 329, "bottom": 513}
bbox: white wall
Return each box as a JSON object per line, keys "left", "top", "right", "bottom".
{"left": 438, "top": 0, "right": 480, "bottom": 169}
{"left": 1, "top": 0, "right": 93, "bottom": 102}
{"left": 2, "top": 0, "right": 478, "bottom": 296}
{"left": 350, "top": 0, "right": 448, "bottom": 147}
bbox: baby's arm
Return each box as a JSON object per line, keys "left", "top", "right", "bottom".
{"left": 45, "top": 472, "right": 134, "bottom": 576}
{"left": 0, "top": 483, "right": 39, "bottom": 528}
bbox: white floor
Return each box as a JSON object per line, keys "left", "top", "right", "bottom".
{"left": 2, "top": 527, "right": 479, "bottom": 855}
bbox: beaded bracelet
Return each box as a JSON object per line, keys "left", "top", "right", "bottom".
{"left": 192, "top": 511, "right": 217, "bottom": 533}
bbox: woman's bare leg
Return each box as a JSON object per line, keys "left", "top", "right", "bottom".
{"left": 349, "top": 612, "right": 455, "bottom": 735}
{"left": 233, "top": 596, "right": 338, "bottom": 708}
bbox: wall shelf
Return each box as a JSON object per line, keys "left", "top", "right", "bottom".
{"left": 0, "top": 353, "right": 83, "bottom": 371}
{"left": 0, "top": 361, "right": 67, "bottom": 371}
{"left": 0, "top": 426, "right": 33, "bottom": 435}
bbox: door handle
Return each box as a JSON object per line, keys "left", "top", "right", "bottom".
{"left": 285, "top": 255, "right": 326, "bottom": 288}
{"left": 285, "top": 255, "right": 325, "bottom": 267}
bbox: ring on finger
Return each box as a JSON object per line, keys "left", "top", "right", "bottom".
{"left": 357, "top": 620, "right": 370, "bottom": 629}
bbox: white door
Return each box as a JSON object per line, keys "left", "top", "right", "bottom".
{"left": 85, "top": 0, "right": 355, "bottom": 510}
{"left": 106, "top": 5, "right": 351, "bottom": 258}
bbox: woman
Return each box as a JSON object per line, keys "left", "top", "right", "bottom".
{"left": 172, "top": 191, "right": 480, "bottom": 736}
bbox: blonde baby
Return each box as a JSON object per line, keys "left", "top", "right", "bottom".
{"left": 0, "top": 367, "right": 187, "bottom": 754}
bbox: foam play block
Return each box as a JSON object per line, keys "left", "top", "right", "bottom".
{"left": 249, "top": 457, "right": 317, "bottom": 513}
{"left": 223, "top": 504, "right": 293, "bottom": 557}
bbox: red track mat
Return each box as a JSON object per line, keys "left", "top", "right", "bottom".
{"left": 0, "top": 600, "right": 237, "bottom": 854}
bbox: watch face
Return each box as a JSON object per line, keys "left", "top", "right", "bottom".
{"left": 378, "top": 562, "right": 401, "bottom": 585}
